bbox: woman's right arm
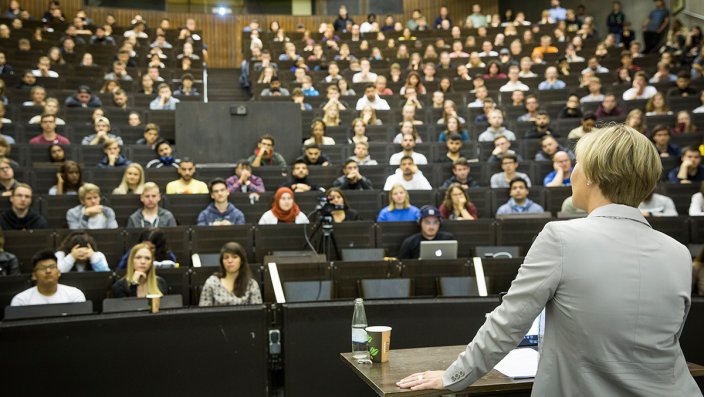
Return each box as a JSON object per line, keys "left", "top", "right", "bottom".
{"left": 55, "top": 251, "right": 74, "bottom": 273}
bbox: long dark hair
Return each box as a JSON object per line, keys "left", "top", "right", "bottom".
{"left": 218, "top": 242, "right": 252, "bottom": 297}
{"left": 136, "top": 229, "right": 171, "bottom": 262}
{"left": 59, "top": 231, "right": 98, "bottom": 253}
{"left": 58, "top": 160, "right": 83, "bottom": 192}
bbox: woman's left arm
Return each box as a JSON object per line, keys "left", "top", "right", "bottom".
{"left": 248, "top": 280, "right": 263, "bottom": 304}
{"left": 89, "top": 252, "right": 111, "bottom": 272}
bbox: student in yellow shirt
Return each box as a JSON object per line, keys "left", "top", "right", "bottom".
{"left": 165, "top": 158, "right": 209, "bottom": 194}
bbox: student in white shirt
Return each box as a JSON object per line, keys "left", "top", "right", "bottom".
{"left": 11, "top": 250, "right": 86, "bottom": 306}
{"left": 383, "top": 156, "right": 432, "bottom": 191}
{"left": 356, "top": 84, "right": 390, "bottom": 110}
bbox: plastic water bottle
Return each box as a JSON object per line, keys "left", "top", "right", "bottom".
{"left": 351, "top": 298, "right": 370, "bottom": 362}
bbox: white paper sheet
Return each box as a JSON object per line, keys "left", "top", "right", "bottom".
{"left": 493, "top": 348, "right": 539, "bottom": 379}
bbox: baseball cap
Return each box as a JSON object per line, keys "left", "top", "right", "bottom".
{"left": 500, "top": 48, "right": 510, "bottom": 55}
{"left": 419, "top": 205, "right": 441, "bottom": 221}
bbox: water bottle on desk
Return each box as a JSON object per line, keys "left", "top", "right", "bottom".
{"left": 352, "top": 298, "right": 371, "bottom": 363}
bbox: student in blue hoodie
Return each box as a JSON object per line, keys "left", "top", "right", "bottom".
{"left": 197, "top": 178, "right": 246, "bottom": 226}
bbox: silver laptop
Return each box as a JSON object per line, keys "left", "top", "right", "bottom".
{"left": 419, "top": 240, "right": 458, "bottom": 260}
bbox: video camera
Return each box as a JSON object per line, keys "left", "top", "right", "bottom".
{"left": 316, "top": 195, "right": 344, "bottom": 218}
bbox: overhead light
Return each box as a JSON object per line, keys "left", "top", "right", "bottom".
{"left": 212, "top": 6, "right": 232, "bottom": 16}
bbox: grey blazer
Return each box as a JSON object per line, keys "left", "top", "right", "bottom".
{"left": 443, "top": 204, "right": 701, "bottom": 396}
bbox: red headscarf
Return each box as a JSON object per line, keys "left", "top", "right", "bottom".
{"left": 271, "top": 187, "right": 300, "bottom": 223}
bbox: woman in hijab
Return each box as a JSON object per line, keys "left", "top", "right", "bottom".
{"left": 258, "top": 187, "right": 309, "bottom": 224}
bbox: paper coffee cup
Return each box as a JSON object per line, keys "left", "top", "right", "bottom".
{"left": 146, "top": 294, "right": 161, "bottom": 313}
{"left": 366, "top": 326, "right": 392, "bottom": 363}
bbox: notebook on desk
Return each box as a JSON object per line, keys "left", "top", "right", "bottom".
{"left": 419, "top": 240, "right": 458, "bottom": 260}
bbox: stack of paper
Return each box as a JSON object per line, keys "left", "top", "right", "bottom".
{"left": 493, "top": 348, "right": 539, "bottom": 379}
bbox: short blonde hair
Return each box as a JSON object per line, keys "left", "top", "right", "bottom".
{"left": 575, "top": 124, "right": 661, "bottom": 207}
{"left": 78, "top": 183, "right": 101, "bottom": 201}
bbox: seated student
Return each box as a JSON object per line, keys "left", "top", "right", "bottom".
{"left": 28, "top": 98, "right": 66, "bottom": 125}
{"left": 392, "top": 121, "right": 423, "bottom": 144}
{"left": 349, "top": 141, "right": 378, "bottom": 165}
{"left": 651, "top": 124, "right": 681, "bottom": 158}
{"left": 639, "top": 190, "right": 678, "bottom": 217}
{"left": 525, "top": 110, "right": 558, "bottom": 139}
{"left": 398, "top": 205, "right": 456, "bottom": 259}
{"left": 260, "top": 77, "right": 290, "bottom": 97}
{"left": 478, "top": 110, "right": 517, "bottom": 142}
{"left": 112, "top": 164, "right": 146, "bottom": 194}
{"left": 66, "top": 184, "right": 118, "bottom": 230}
{"left": 49, "top": 161, "right": 83, "bottom": 195}
{"left": 55, "top": 231, "right": 110, "bottom": 272}
{"left": 580, "top": 77, "right": 604, "bottom": 103}
{"left": 667, "top": 71, "right": 699, "bottom": 97}
{"left": 490, "top": 153, "right": 532, "bottom": 188}
{"left": 29, "top": 114, "right": 71, "bottom": 145}
{"left": 439, "top": 183, "right": 478, "bottom": 220}
{"left": 438, "top": 116, "right": 469, "bottom": 142}
{"left": 247, "top": 134, "right": 287, "bottom": 167}
{"left": 622, "top": 71, "right": 657, "bottom": 100}
{"left": 377, "top": 184, "right": 420, "bottom": 222}
{"left": 197, "top": 178, "right": 246, "bottom": 226}
{"left": 535, "top": 135, "right": 575, "bottom": 161}
{"left": 538, "top": 66, "right": 566, "bottom": 90}
{"left": 390, "top": 133, "right": 428, "bottom": 165}
{"left": 198, "top": 242, "right": 262, "bottom": 306}
{"left": 355, "top": 84, "right": 391, "bottom": 110}
{"left": 568, "top": 113, "right": 597, "bottom": 141}
{"left": 594, "top": 93, "right": 624, "bottom": 119}
{"left": 0, "top": 158, "right": 18, "bottom": 196}
{"left": 136, "top": 123, "right": 161, "bottom": 148}
{"left": 384, "top": 156, "right": 432, "bottom": 191}
{"left": 111, "top": 243, "right": 169, "bottom": 298}
{"left": 441, "top": 158, "right": 480, "bottom": 190}
{"left": 226, "top": 160, "right": 265, "bottom": 193}
{"left": 487, "top": 135, "right": 522, "bottom": 163}
{"left": 166, "top": 158, "right": 209, "bottom": 194}
{"left": 174, "top": 73, "right": 199, "bottom": 96}
{"left": 0, "top": 138, "right": 18, "bottom": 170}
{"left": 65, "top": 85, "right": 102, "bottom": 108}
{"left": 126, "top": 182, "right": 177, "bottom": 228}
{"left": 0, "top": 229, "right": 19, "bottom": 275}
{"left": 349, "top": 118, "right": 370, "bottom": 145}
{"left": 304, "top": 119, "right": 336, "bottom": 146}
{"left": 495, "top": 177, "right": 545, "bottom": 215}
{"left": 669, "top": 146, "right": 704, "bottom": 184}
{"left": 117, "top": 229, "right": 177, "bottom": 270}
{"left": 149, "top": 82, "right": 181, "bottom": 110}
{"left": 11, "top": 250, "right": 86, "bottom": 306}
{"left": 146, "top": 139, "right": 181, "bottom": 169}
{"left": 438, "top": 133, "right": 464, "bottom": 163}
{"left": 286, "top": 160, "right": 325, "bottom": 193}
{"left": 97, "top": 139, "right": 131, "bottom": 168}
{"left": 258, "top": 187, "right": 309, "bottom": 224}
{"left": 0, "top": 184, "right": 48, "bottom": 230}
{"left": 319, "top": 187, "right": 361, "bottom": 223}
{"left": 557, "top": 94, "right": 584, "bottom": 119}
{"left": 297, "top": 144, "right": 331, "bottom": 167}
{"left": 333, "top": 159, "right": 373, "bottom": 190}
{"left": 544, "top": 151, "right": 573, "bottom": 187}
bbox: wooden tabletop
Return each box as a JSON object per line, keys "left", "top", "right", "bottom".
{"left": 340, "top": 345, "right": 705, "bottom": 397}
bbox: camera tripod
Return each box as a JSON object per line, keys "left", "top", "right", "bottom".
{"left": 309, "top": 215, "right": 340, "bottom": 261}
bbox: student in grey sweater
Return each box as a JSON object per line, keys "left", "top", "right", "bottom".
{"left": 66, "top": 184, "right": 118, "bottom": 229}
{"left": 126, "top": 182, "right": 177, "bottom": 228}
